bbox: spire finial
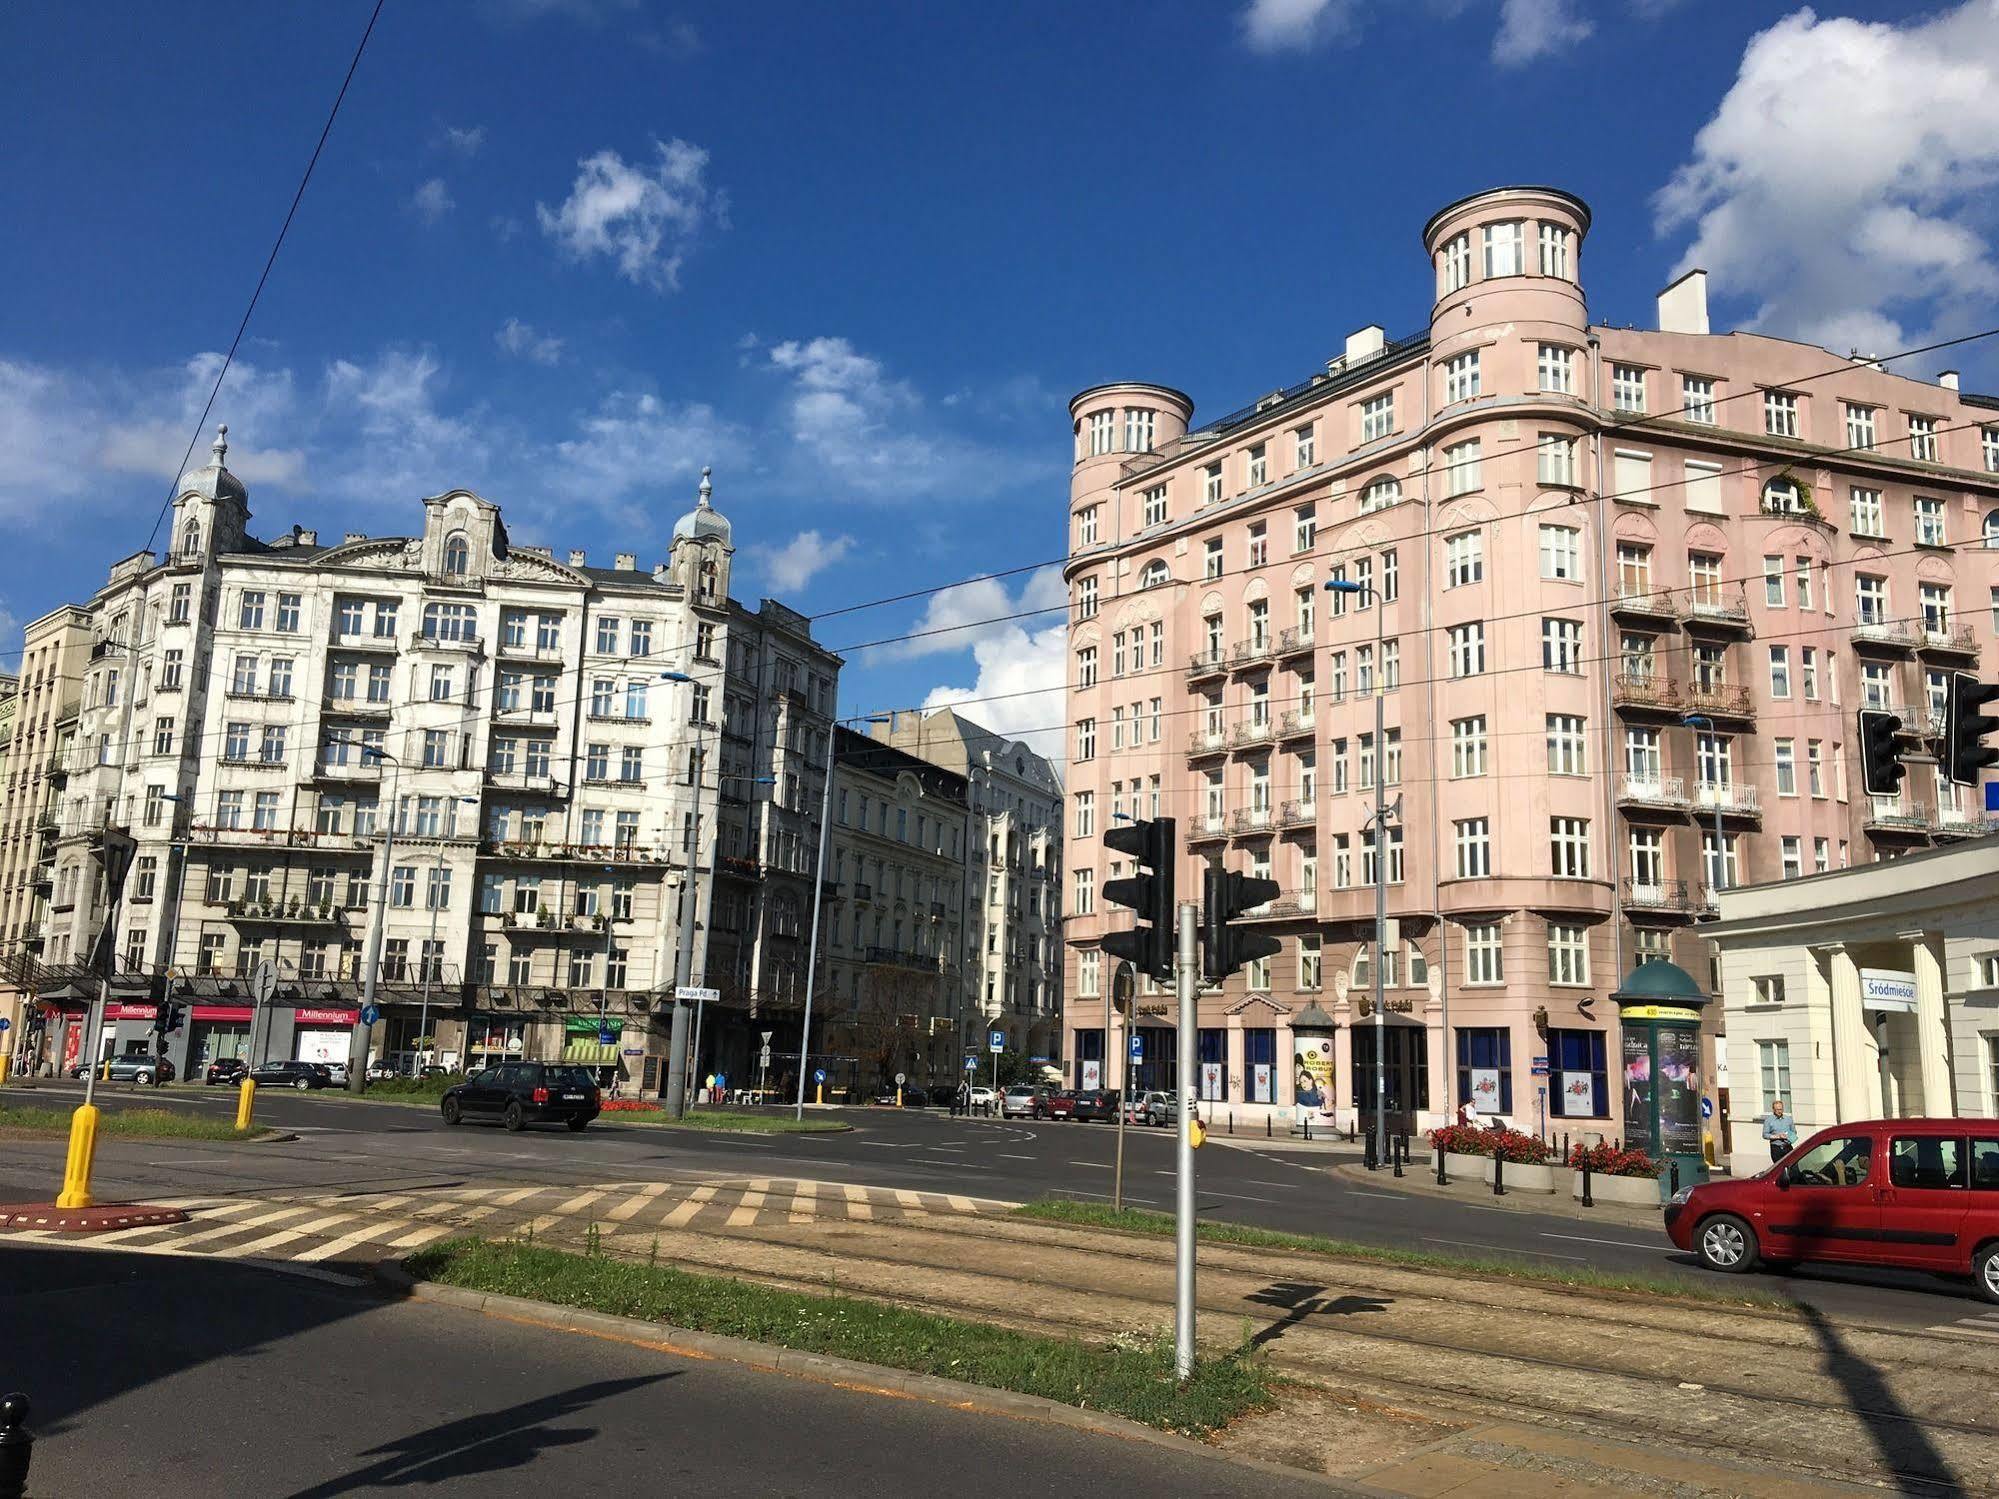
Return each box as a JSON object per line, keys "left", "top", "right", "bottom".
{"left": 211, "top": 424, "right": 229, "bottom": 465}
{"left": 697, "top": 464, "right": 713, "bottom": 509}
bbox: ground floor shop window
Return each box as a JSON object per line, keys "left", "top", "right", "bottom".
{"left": 1244, "top": 1028, "right": 1276, "bottom": 1101}
{"left": 1547, "top": 1028, "right": 1606, "bottom": 1117}
{"left": 1456, "top": 1027, "right": 1512, "bottom": 1113}
{"left": 1197, "top": 1028, "right": 1226, "bottom": 1101}
{"left": 1073, "top": 1028, "right": 1104, "bottom": 1090}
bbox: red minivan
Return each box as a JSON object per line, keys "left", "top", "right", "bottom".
{"left": 1665, "top": 1118, "right": 1999, "bottom": 1302}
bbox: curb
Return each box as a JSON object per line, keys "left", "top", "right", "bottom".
{"left": 1328, "top": 1161, "right": 1661, "bottom": 1228}
{"left": 368, "top": 1261, "right": 1378, "bottom": 1496}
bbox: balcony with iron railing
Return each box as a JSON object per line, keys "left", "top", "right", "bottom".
{"left": 1616, "top": 775, "right": 1690, "bottom": 813}
{"left": 1863, "top": 799, "right": 1931, "bottom": 839}
{"left": 1682, "top": 681, "right": 1756, "bottom": 723}
{"left": 1230, "top": 717, "right": 1275, "bottom": 750}
{"left": 1186, "top": 649, "right": 1227, "bottom": 682}
{"left": 1609, "top": 582, "right": 1683, "bottom": 624}
{"left": 481, "top": 839, "right": 662, "bottom": 864}
{"left": 495, "top": 639, "right": 566, "bottom": 662}
{"left": 329, "top": 631, "right": 399, "bottom": 654}
{"left": 1237, "top": 890, "right": 1317, "bottom": 921}
{"left": 1276, "top": 798, "right": 1317, "bottom": 829}
{"left": 1612, "top": 673, "right": 1681, "bottom": 714}
{"left": 1229, "top": 636, "right": 1276, "bottom": 671}
{"left": 484, "top": 769, "right": 566, "bottom": 798}
{"left": 1275, "top": 627, "right": 1315, "bottom": 659}
{"left": 1186, "top": 816, "right": 1228, "bottom": 846}
{"left": 865, "top": 946, "right": 937, "bottom": 973}
{"left": 1886, "top": 703, "right": 1946, "bottom": 740}
{"left": 223, "top": 899, "right": 349, "bottom": 927}
{"left": 1185, "top": 727, "right": 1228, "bottom": 760}
{"left": 1277, "top": 710, "right": 1315, "bottom": 740}
{"left": 411, "top": 632, "right": 485, "bottom": 656}
{"left": 1932, "top": 808, "right": 1998, "bottom": 840}
{"left": 1620, "top": 877, "right": 1714, "bottom": 918}
{"left": 187, "top": 824, "right": 370, "bottom": 850}
{"left": 1693, "top": 781, "right": 1761, "bottom": 819}
{"left": 323, "top": 695, "right": 393, "bottom": 719}
{"left": 302, "top": 759, "right": 384, "bottom": 785}
{"left": 1918, "top": 622, "right": 1978, "bottom": 660}
{"left": 1228, "top": 805, "right": 1275, "bottom": 837}
{"left": 1851, "top": 617, "right": 1918, "bottom": 654}
{"left": 223, "top": 687, "right": 297, "bottom": 704}
{"left": 1683, "top": 588, "right": 1753, "bottom": 635}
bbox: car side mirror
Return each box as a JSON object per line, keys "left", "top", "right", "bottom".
{"left": 1774, "top": 1165, "right": 1792, "bottom": 1190}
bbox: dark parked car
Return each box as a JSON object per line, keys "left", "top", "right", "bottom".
{"left": 440, "top": 1062, "right": 601, "bottom": 1132}
{"left": 247, "top": 1060, "right": 333, "bottom": 1091}
{"left": 205, "top": 1058, "right": 249, "bottom": 1086}
{"left": 1039, "top": 1089, "right": 1079, "bottom": 1121}
{"left": 1072, "top": 1089, "right": 1121, "bottom": 1123}
{"left": 871, "top": 1085, "right": 929, "bottom": 1107}
{"left": 99, "top": 1054, "right": 173, "bottom": 1086}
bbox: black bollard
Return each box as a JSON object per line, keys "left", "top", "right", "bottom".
{"left": 1581, "top": 1162, "right": 1594, "bottom": 1209}
{"left": 1363, "top": 1130, "right": 1377, "bottom": 1170}
{"left": 1265, "top": 1113, "right": 1271, "bottom": 1138}
{"left": 1493, "top": 1152, "right": 1506, "bottom": 1196}
{"left": 0, "top": 1392, "right": 32, "bottom": 1499}
{"left": 1392, "top": 1135, "right": 1404, "bottom": 1178}
{"left": 1435, "top": 1143, "right": 1448, "bottom": 1186}
{"left": 1304, "top": 1117, "right": 1312, "bottom": 1142}
{"left": 1670, "top": 1161, "right": 1681, "bottom": 1196}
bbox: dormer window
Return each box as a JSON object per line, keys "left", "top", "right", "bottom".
{"left": 181, "top": 521, "right": 201, "bottom": 559}
{"left": 443, "top": 532, "right": 470, "bottom": 578}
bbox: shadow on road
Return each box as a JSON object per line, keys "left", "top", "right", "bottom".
{"left": 1243, "top": 1280, "right": 1390, "bottom": 1348}
{"left": 279, "top": 1373, "right": 677, "bottom": 1496}
{"left": 1796, "top": 1302, "right": 1964, "bottom": 1497}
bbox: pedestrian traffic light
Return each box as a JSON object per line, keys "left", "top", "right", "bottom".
{"left": 1102, "top": 818, "right": 1175, "bottom": 984}
{"left": 1857, "top": 709, "right": 1905, "bottom": 798}
{"left": 1944, "top": 672, "right": 1999, "bottom": 787}
{"left": 1201, "top": 866, "right": 1282, "bottom": 982}
{"left": 164, "top": 1001, "right": 185, "bottom": 1035}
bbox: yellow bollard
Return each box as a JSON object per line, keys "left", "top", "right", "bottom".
{"left": 100, "top": 1056, "right": 112, "bottom": 1081}
{"left": 236, "top": 1077, "right": 257, "bottom": 1132}
{"left": 1188, "top": 1114, "right": 1208, "bottom": 1149}
{"left": 895, "top": 1086, "right": 903, "bottom": 1107}
{"left": 55, "top": 1104, "right": 101, "bottom": 1208}
{"left": 815, "top": 1083, "right": 824, "bottom": 1106}
{"left": 0, "top": 1052, "right": 11, "bottom": 1086}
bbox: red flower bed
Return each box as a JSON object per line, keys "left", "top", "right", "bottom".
{"left": 598, "top": 1099, "right": 663, "bottom": 1113}
{"left": 1426, "top": 1123, "right": 1551, "bottom": 1164}
{"left": 1566, "top": 1141, "right": 1658, "bottom": 1178}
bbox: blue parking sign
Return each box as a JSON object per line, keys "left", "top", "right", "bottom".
{"left": 1129, "top": 1034, "right": 1143, "bottom": 1061}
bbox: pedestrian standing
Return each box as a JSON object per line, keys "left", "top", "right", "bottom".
{"left": 1761, "top": 1098, "right": 1797, "bottom": 1164}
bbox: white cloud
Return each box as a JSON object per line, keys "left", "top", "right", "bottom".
{"left": 1656, "top": 3, "right": 1999, "bottom": 358}
{"left": 323, "top": 349, "right": 489, "bottom": 500}
{"left": 0, "top": 360, "right": 109, "bottom": 509}
{"left": 536, "top": 139, "right": 719, "bottom": 290}
{"left": 1240, "top": 0, "right": 1358, "bottom": 51}
{"left": 548, "top": 390, "right": 738, "bottom": 509}
{"left": 439, "top": 124, "right": 486, "bottom": 155}
{"left": 1491, "top": 0, "right": 1592, "bottom": 65}
{"left": 917, "top": 568, "right": 1069, "bottom": 764}
{"left": 410, "top": 177, "right": 456, "bottom": 224}
{"left": 754, "top": 530, "right": 855, "bottom": 593}
{"left": 495, "top": 317, "right": 565, "bottom": 365}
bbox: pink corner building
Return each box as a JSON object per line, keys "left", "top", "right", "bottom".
{"left": 1061, "top": 185, "right": 1999, "bottom": 1145}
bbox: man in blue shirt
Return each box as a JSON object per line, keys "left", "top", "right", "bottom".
{"left": 1761, "top": 1098, "right": 1797, "bottom": 1164}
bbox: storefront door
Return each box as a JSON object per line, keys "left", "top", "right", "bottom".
{"left": 1354, "top": 1023, "right": 1427, "bottom": 1137}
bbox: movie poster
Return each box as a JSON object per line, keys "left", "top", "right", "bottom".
{"left": 1621, "top": 1027, "right": 1653, "bottom": 1152}
{"left": 1293, "top": 1034, "right": 1335, "bottom": 1120}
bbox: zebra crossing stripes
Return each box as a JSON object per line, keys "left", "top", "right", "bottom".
{"left": 1926, "top": 1310, "right": 1999, "bottom": 1342}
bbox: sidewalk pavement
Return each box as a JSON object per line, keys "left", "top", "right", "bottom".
{"left": 1324, "top": 1159, "right": 1665, "bottom": 1230}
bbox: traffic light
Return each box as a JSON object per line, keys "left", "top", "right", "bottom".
{"left": 1201, "top": 866, "right": 1282, "bottom": 983}
{"left": 164, "top": 1001, "right": 186, "bottom": 1035}
{"left": 1102, "top": 817, "right": 1176, "bottom": 984}
{"left": 1944, "top": 673, "right": 1999, "bottom": 787}
{"left": 1857, "top": 709, "right": 1905, "bottom": 799}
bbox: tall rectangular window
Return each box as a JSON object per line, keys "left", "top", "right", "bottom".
{"left": 1611, "top": 365, "right": 1645, "bottom": 413}
{"left": 1457, "top": 1027, "right": 1512, "bottom": 1110}
{"left": 1443, "top": 439, "right": 1481, "bottom": 495}
{"left": 1850, "top": 486, "right": 1885, "bottom": 536}
{"left": 1440, "top": 232, "right": 1471, "bottom": 293}
{"left": 1124, "top": 408, "right": 1154, "bottom": 453}
{"left": 1914, "top": 495, "right": 1945, "bottom": 546}
{"left": 1539, "top": 524, "right": 1580, "bottom": 580}
{"left": 1448, "top": 622, "right": 1485, "bottom": 677}
{"left": 1454, "top": 818, "right": 1491, "bottom": 879}
{"left": 1541, "top": 617, "right": 1582, "bottom": 674}
{"left": 1682, "top": 376, "right": 1716, "bottom": 424}
{"left": 1451, "top": 716, "right": 1487, "bottom": 778}
{"left": 1142, "top": 485, "right": 1167, "bottom": 527}
{"left": 1764, "top": 390, "right": 1799, "bottom": 438}
{"left": 1294, "top": 423, "right": 1316, "bottom": 469}
{"left": 1464, "top": 924, "right": 1503, "bottom": 985}
{"left": 1482, "top": 221, "right": 1523, "bottom": 277}
{"left": 1445, "top": 531, "right": 1483, "bottom": 587}
{"left": 1546, "top": 714, "right": 1586, "bottom": 775}
{"left": 1443, "top": 351, "right": 1482, "bottom": 403}
{"left": 1845, "top": 403, "right": 1876, "bottom": 450}
{"left": 1537, "top": 343, "right": 1574, "bottom": 394}
{"left": 1538, "top": 223, "right": 1570, "bottom": 278}
{"left": 1547, "top": 923, "right": 1589, "bottom": 986}
{"left": 1360, "top": 394, "right": 1393, "bottom": 442}
{"left": 1549, "top": 817, "right": 1591, "bottom": 878}
{"left": 1201, "top": 463, "right": 1222, "bottom": 504}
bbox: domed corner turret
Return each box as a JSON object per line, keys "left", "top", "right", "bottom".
{"left": 1065, "top": 382, "right": 1194, "bottom": 542}
{"left": 667, "top": 465, "right": 732, "bottom": 606}
{"left": 1422, "top": 185, "right": 1592, "bottom": 339}
{"left": 169, "top": 423, "right": 251, "bottom": 564}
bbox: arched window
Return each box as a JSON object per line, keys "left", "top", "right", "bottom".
{"left": 181, "top": 520, "right": 201, "bottom": 558}
{"left": 1762, "top": 477, "right": 1804, "bottom": 515}
{"left": 443, "top": 532, "right": 470, "bottom": 578}
{"left": 1139, "top": 559, "right": 1169, "bottom": 589}
{"left": 1360, "top": 478, "right": 1401, "bottom": 513}
{"left": 1984, "top": 511, "right": 1999, "bottom": 550}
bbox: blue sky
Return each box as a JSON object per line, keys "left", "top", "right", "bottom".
{"left": 5, "top": 0, "right": 1995, "bottom": 756}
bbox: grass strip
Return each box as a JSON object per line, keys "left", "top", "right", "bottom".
{"left": 0, "top": 1103, "right": 273, "bottom": 1142}
{"left": 406, "top": 1236, "right": 1270, "bottom": 1436}
{"left": 1013, "top": 1199, "right": 1794, "bottom": 1311}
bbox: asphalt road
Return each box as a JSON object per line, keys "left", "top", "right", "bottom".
{"left": 2, "top": 1242, "right": 1341, "bottom": 1498}
{"left": 3, "top": 1077, "right": 1987, "bottom": 1332}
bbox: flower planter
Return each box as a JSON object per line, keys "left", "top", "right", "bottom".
{"left": 1482, "top": 1158, "right": 1556, "bottom": 1194}
{"left": 1444, "top": 1151, "right": 1488, "bottom": 1182}
{"left": 1572, "top": 1169, "right": 1662, "bottom": 1206}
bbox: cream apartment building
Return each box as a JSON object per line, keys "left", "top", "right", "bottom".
{"left": 1062, "top": 185, "right": 1999, "bottom": 1137}
{"left": 0, "top": 434, "right": 839, "bottom": 1089}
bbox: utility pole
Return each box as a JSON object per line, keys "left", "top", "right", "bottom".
{"left": 1173, "top": 899, "right": 1198, "bottom": 1382}
{"left": 665, "top": 746, "right": 701, "bottom": 1120}
{"left": 348, "top": 746, "right": 401, "bottom": 1093}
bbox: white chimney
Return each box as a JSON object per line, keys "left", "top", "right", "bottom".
{"left": 1940, "top": 370, "right": 1960, "bottom": 391}
{"left": 614, "top": 552, "right": 637, "bottom": 571}
{"left": 297, "top": 529, "right": 316, "bottom": 546}
{"left": 569, "top": 549, "right": 586, "bottom": 567}
{"left": 1657, "top": 269, "right": 1709, "bottom": 336}
{"left": 343, "top": 531, "right": 366, "bottom": 544}
{"left": 1345, "top": 325, "right": 1386, "bottom": 365}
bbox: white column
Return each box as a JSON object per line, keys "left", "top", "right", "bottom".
{"left": 1225, "top": 1017, "right": 1245, "bottom": 1104}
{"left": 1909, "top": 935, "right": 1955, "bottom": 1117}
{"left": 1275, "top": 1024, "right": 1296, "bottom": 1107}
{"left": 1825, "top": 945, "right": 1878, "bottom": 1121}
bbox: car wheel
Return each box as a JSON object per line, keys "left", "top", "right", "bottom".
{"left": 441, "top": 1097, "right": 462, "bottom": 1126}
{"left": 1975, "top": 1242, "right": 1999, "bottom": 1306}
{"left": 566, "top": 1117, "right": 588, "bottom": 1133}
{"left": 503, "top": 1101, "right": 526, "bottom": 1132}
{"left": 294, "top": 1076, "right": 311, "bottom": 1091}
{"left": 135, "top": 1071, "right": 152, "bottom": 1086}
{"left": 1695, "top": 1213, "right": 1760, "bottom": 1274}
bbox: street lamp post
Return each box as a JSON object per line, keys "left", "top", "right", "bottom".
{"left": 1682, "top": 715, "right": 1725, "bottom": 895}
{"left": 330, "top": 738, "right": 402, "bottom": 1094}
{"left": 1328, "top": 575, "right": 1390, "bottom": 1167}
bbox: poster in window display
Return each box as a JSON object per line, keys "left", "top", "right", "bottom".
{"left": 1468, "top": 1066, "right": 1501, "bottom": 1112}
{"left": 1557, "top": 1070, "right": 1595, "bottom": 1118}
{"left": 1080, "top": 1059, "right": 1101, "bottom": 1091}
{"left": 1621, "top": 1027, "right": 1652, "bottom": 1151}
{"left": 1252, "top": 1061, "right": 1273, "bottom": 1103}
{"left": 1200, "top": 1061, "right": 1224, "bottom": 1102}
{"left": 1657, "top": 1025, "right": 1703, "bottom": 1153}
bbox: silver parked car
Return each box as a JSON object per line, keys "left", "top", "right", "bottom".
{"left": 1001, "top": 1085, "right": 1039, "bottom": 1118}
